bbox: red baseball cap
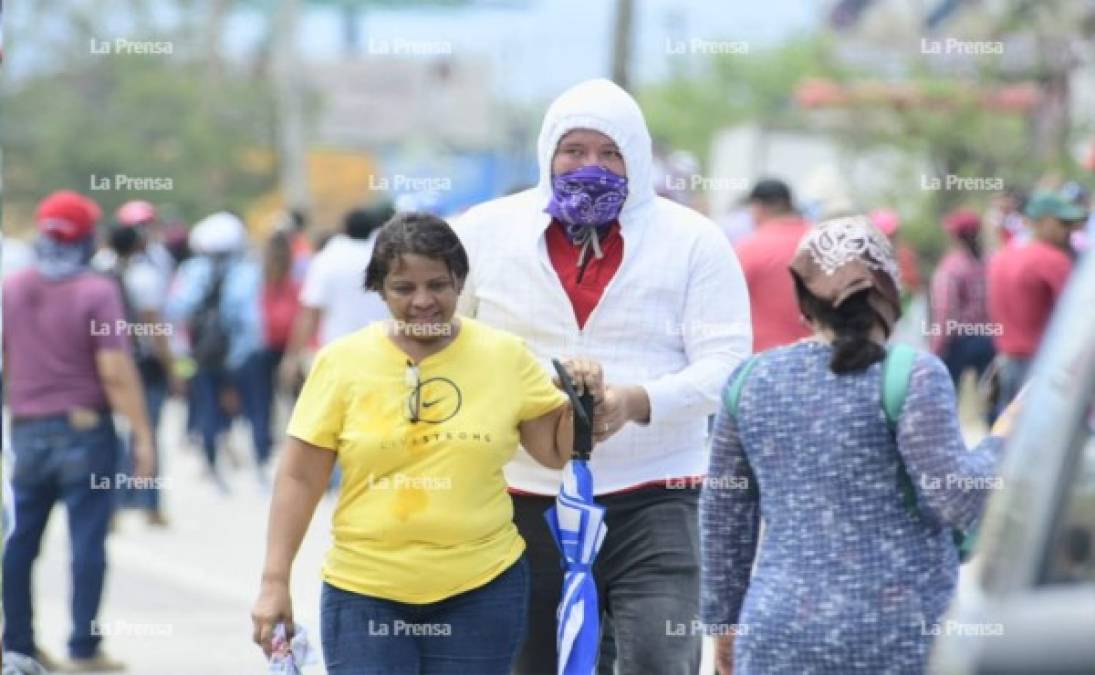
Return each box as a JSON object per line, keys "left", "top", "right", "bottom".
{"left": 35, "top": 190, "right": 102, "bottom": 242}
{"left": 943, "top": 208, "right": 981, "bottom": 236}
{"left": 116, "top": 200, "right": 158, "bottom": 227}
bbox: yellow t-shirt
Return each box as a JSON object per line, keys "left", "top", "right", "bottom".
{"left": 287, "top": 317, "right": 566, "bottom": 604}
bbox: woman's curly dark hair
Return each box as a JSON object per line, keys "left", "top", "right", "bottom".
{"left": 363, "top": 212, "right": 469, "bottom": 292}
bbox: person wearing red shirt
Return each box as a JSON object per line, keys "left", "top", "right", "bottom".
{"left": 987, "top": 192, "right": 1086, "bottom": 416}
{"left": 3, "top": 191, "right": 154, "bottom": 672}
{"left": 929, "top": 209, "right": 994, "bottom": 386}
{"left": 734, "top": 179, "right": 812, "bottom": 352}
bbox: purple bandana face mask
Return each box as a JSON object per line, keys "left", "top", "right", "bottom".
{"left": 544, "top": 164, "right": 629, "bottom": 242}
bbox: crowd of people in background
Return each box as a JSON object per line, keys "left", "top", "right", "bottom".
{"left": 1, "top": 77, "right": 1091, "bottom": 673}
{"left": 728, "top": 176, "right": 1089, "bottom": 424}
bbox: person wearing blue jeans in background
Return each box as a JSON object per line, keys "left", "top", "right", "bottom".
{"left": 100, "top": 221, "right": 182, "bottom": 525}
{"left": 2, "top": 190, "right": 155, "bottom": 672}
{"left": 168, "top": 211, "right": 271, "bottom": 491}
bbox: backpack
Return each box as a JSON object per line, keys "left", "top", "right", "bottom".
{"left": 189, "top": 260, "right": 230, "bottom": 370}
{"left": 104, "top": 261, "right": 167, "bottom": 384}
{"left": 723, "top": 344, "right": 976, "bottom": 562}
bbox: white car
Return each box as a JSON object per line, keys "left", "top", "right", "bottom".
{"left": 930, "top": 250, "right": 1095, "bottom": 673}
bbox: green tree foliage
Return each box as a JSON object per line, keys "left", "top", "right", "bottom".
{"left": 3, "top": 54, "right": 278, "bottom": 226}
{"left": 638, "top": 35, "right": 849, "bottom": 163}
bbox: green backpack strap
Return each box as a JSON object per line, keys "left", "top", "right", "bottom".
{"left": 882, "top": 344, "right": 977, "bottom": 561}
{"left": 881, "top": 343, "right": 918, "bottom": 429}
{"left": 723, "top": 356, "right": 760, "bottom": 418}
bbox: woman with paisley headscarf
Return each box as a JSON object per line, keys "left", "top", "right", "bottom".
{"left": 700, "top": 216, "right": 1023, "bottom": 674}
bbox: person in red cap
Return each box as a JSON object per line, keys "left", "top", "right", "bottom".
{"left": 928, "top": 208, "right": 995, "bottom": 387}
{"left": 2, "top": 190, "right": 155, "bottom": 672}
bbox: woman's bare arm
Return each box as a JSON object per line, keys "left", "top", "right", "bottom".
{"left": 260, "top": 436, "right": 337, "bottom": 585}
{"left": 519, "top": 404, "right": 573, "bottom": 470}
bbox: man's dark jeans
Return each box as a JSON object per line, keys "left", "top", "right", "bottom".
{"left": 513, "top": 485, "right": 702, "bottom": 675}
{"left": 3, "top": 411, "right": 118, "bottom": 659}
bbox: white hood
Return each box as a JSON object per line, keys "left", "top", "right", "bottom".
{"left": 534, "top": 78, "right": 656, "bottom": 226}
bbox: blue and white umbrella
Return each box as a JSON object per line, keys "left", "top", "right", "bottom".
{"left": 546, "top": 359, "right": 608, "bottom": 675}
{"left": 545, "top": 458, "right": 607, "bottom": 675}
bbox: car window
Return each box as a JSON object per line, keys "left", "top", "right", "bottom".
{"left": 1041, "top": 404, "right": 1095, "bottom": 585}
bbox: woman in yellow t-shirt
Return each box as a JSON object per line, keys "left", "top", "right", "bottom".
{"left": 251, "top": 212, "right": 601, "bottom": 675}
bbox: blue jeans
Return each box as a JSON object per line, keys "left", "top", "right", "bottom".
{"left": 321, "top": 556, "right": 530, "bottom": 675}
{"left": 994, "top": 355, "right": 1032, "bottom": 420}
{"left": 119, "top": 376, "right": 167, "bottom": 510}
{"left": 940, "top": 335, "right": 995, "bottom": 387}
{"left": 191, "top": 351, "right": 273, "bottom": 469}
{"left": 2, "top": 412, "right": 118, "bottom": 659}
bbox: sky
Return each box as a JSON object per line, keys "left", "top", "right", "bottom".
{"left": 229, "top": 0, "right": 821, "bottom": 103}
{"left": 7, "top": 0, "right": 820, "bottom": 102}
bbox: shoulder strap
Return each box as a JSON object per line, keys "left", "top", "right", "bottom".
{"left": 881, "top": 343, "right": 917, "bottom": 429}
{"left": 723, "top": 355, "right": 761, "bottom": 418}
{"left": 883, "top": 344, "right": 922, "bottom": 512}
{"left": 881, "top": 344, "right": 975, "bottom": 559}
{"left": 200, "top": 258, "right": 229, "bottom": 310}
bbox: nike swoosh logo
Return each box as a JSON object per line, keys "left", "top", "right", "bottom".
{"left": 422, "top": 397, "right": 446, "bottom": 408}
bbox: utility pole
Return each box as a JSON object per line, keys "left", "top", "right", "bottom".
{"left": 611, "top": 0, "right": 634, "bottom": 89}
{"left": 273, "top": 0, "right": 312, "bottom": 220}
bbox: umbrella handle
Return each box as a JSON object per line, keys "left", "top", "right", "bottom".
{"left": 551, "top": 358, "right": 595, "bottom": 460}
{"left": 573, "top": 390, "right": 594, "bottom": 460}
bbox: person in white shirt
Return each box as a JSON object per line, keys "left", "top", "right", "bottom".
{"left": 279, "top": 203, "right": 395, "bottom": 386}
{"left": 92, "top": 201, "right": 177, "bottom": 293}
{"left": 454, "top": 78, "right": 752, "bottom": 675}
{"left": 103, "top": 223, "right": 180, "bottom": 525}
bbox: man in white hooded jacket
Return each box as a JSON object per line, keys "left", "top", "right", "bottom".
{"left": 454, "top": 78, "right": 751, "bottom": 674}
